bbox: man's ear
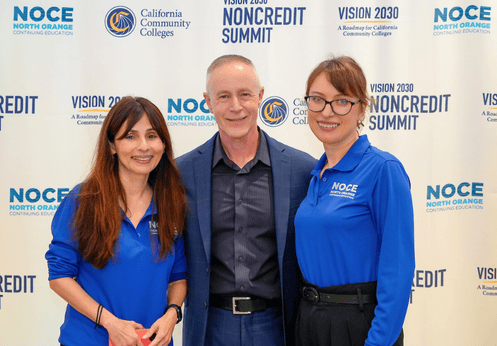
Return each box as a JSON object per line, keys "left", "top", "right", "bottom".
{"left": 258, "top": 86, "right": 265, "bottom": 107}
{"left": 204, "top": 92, "right": 213, "bottom": 113}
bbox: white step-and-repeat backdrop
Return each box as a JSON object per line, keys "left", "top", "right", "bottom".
{"left": 1, "top": 1, "right": 496, "bottom": 345}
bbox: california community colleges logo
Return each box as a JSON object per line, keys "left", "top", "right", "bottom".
{"left": 105, "top": 6, "right": 136, "bottom": 37}
{"left": 259, "top": 96, "right": 289, "bottom": 127}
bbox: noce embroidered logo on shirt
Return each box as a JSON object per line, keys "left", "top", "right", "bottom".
{"left": 149, "top": 221, "right": 158, "bottom": 234}
{"left": 329, "top": 182, "right": 358, "bottom": 199}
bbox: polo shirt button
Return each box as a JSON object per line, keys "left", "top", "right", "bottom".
{"left": 240, "top": 285, "right": 245, "bottom": 290}
{"left": 322, "top": 177, "right": 327, "bottom": 182}
{"left": 238, "top": 256, "right": 243, "bottom": 262}
{"left": 238, "top": 227, "right": 243, "bottom": 233}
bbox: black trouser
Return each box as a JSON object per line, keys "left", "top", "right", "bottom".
{"left": 296, "top": 281, "right": 403, "bottom": 346}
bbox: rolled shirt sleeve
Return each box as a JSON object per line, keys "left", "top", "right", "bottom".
{"left": 169, "top": 235, "right": 187, "bottom": 283}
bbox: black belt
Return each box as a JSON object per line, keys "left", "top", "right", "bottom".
{"left": 209, "top": 296, "right": 280, "bottom": 314}
{"left": 302, "top": 286, "right": 376, "bottom": 306}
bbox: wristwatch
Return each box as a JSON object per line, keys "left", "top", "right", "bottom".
{"left": 165, "top": 304, "right": 182, "bottom": 324}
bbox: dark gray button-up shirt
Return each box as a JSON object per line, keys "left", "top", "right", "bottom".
{"left": 209, "top": 131, "right": 280, "bottom": 299}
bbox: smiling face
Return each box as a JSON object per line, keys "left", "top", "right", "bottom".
{"left": 204, "top": 61, "right": 264, "bottom": 142}
{"left": 307, "top": 72, "right": 364, "bottom": 151}
{"left": 111, "top": 114, "right": 165, "bottom": 182}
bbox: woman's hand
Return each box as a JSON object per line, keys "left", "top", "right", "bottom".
{"left": 105, "top": 316, "right": 144, "bottom": 346}
{"left": 49, "top": 277, "right": 142, "bottom": 346}
{"left": 142, "top": 279, "right": 187, "bottom": 346}
{"left": 142, "top": 308, "right": 177, "bottom": 346}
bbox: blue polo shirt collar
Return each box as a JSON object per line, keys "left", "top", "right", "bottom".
{"left": 311, "top": 135, "right": 371, "bottom": 177}
{"left": 121, "top": 198, "right": 157, "bottom": 229}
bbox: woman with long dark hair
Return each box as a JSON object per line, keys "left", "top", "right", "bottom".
{"left": 46, "top": 96, "right": 187, "bottom": 346}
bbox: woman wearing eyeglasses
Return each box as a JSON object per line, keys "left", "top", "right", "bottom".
{"left": 294, "top": 56, "right": 415, "bottom": 346}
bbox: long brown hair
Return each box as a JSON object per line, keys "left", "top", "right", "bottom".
{"left": 74, "top": 96, "right": 186, "bottom": 269}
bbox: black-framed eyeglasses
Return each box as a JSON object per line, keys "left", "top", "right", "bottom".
{"left": 304, "top": 96, "right": 360, "bottom": 115}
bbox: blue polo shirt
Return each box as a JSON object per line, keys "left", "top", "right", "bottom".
{"left": 46, "top": 185, "right": 186, "bottom": 346}
{"left": 295, "top": 135, "right": 415, "bottom": 346}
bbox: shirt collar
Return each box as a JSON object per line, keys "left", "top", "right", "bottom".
{"left": 212, "top": 127, "right": 271, "bottom": 169}
{"left": 121, "top": 197, "right": 156, "bottom": 228}
{"left": 311, "top": 135, "right": 371, "bottom": 176}
{"left": 146, "top": 197, "right": 156, "bottom": 217}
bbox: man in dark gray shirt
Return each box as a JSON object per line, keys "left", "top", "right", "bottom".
{"left": 177, "top": 54, "right": 316, "bottom": 346}
{"left": 210, "top": 131, "right": 280, "bottom": 300}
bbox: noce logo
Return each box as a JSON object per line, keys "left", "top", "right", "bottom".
{"left": 434, "top": 5, "right": 491, "bottom": 22}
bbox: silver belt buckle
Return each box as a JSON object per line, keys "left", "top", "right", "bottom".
{"left": 232, "top": 297, "right": 251, "bottom": 314}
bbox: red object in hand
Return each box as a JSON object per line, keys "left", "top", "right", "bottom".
{"left": 109, "top": 329, "right": 152, "bottom": 346}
